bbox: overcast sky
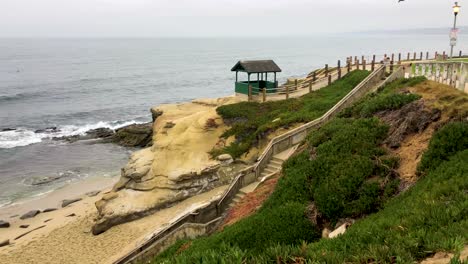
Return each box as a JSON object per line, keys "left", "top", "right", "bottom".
{"left": 1, "top": 0, "right": 466, "bottom": 37}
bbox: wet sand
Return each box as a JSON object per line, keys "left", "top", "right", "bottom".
{"left": 0, "top": 185, "right": 227, "bottom": 264}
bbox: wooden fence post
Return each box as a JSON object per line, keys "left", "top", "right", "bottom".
{"left": 337, "top": 60, "right": 341, "bottom": 79}
{"left": 248, "top": 85, "right": 252, "bottom": 102}
{"left": 459, "top": 50, "right": 463, "bottom": 57}
{"left": 262, "top": 88, "right": 266, "bottom": 102}
{"left": 420, "top": 52, "right": 423, "bottom": 60}
{"left": 363, "top": 59, "right": 366, "bottom": 70}
{"left": 426, "top": 52, "right": 429, "bottom": 60}
{"left": 443, "top": 51, "right": 446, "bottom": 59}
{"left": 356, "top": 59, "right": 359, "bottom": 69}
{"left": 309, "top": 82, "right": 312, "bottom": 93}
{"left": 371, "top": 59, "right": 375, "bottom": 71}
{"left": 286, "top": 85, "right": 289, "bottom": 100}
{"left": 313, "top": 71, "right": 317, "bottom": 82}
{"left": 390, "top": 61, "right": 394, "bottom": 73}
{"left": 328, "top": 75, "right": 332, "bottom": 85}
{"left": 398, "top": 53, "right": 401, "bottom": 64}
{"left": 435, "top": 51, "right": 438, "bottom": 59}
{"left": 294, "top": 79, "right": 298, "bottom": 90}
{"left": 362, "top": 55, "right": 365, "bottom": 64}
{"left": 391, "top": 53, "right": 394, "bottom": 62}
{"left": 413, "top": 52, "right": 417, "bottom": 60}
{"left": 325, "top": 64, "right": 329, "bottom": 76}
{"left": 407, "top": 52, "right": 410, "bottom": 61}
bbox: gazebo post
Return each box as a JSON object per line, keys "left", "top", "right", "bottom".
{"left": 274, "top": 72, "right": 277, "bottom": 87}
{"left": 236, "top": 71, "right": 238, "bottom": 83}
{"left": 248, "top": 73, "right": 251, "bottom": 89}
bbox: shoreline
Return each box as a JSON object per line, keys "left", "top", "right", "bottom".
{"left": 0, "top": 176, "right": 118, "bottom": 253}
{"left": 0, "top": 183, "right": 228, "bottom": 264}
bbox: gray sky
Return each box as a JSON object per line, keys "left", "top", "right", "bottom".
{"left": 1, "top": 0, "right": 467, "bottom": 37}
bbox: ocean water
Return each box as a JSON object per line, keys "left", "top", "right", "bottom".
{"left": 0, "top": 35, "right": 466, "bottom": 207}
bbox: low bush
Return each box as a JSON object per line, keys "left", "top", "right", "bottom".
{"left": 341, "top": 76, "right": 425, "bottom": 118}
{"left": 215, "top": 70, "right": 370, "bottom": 158}
{"left": 418, "top": 121, "right": 468, "bottom": 174}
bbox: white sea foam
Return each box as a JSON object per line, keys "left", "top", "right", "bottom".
{"left": 0, "top": 120, "right": 146, "bottom": 149}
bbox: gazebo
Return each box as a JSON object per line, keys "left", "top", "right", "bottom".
{"left": 231, "top": 60, "right": 282, "bottom": 95}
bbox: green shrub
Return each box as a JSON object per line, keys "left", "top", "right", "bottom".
{"left": 307, "top": 118, "right": 397, "bottom": 221}
{"left": 341, "top": 76, "right": 425, "bottom": 118}
{"left": 418, "top": 121, "right": 468, "bottom": 174}
{"left": 216, "top": 70, "right": 371, "bottom": 158}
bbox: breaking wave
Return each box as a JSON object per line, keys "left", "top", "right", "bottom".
{"left": 0, "top": 119, "right": 146, "bottom": 149}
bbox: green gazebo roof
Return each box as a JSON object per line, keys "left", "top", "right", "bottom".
{"left": 231, "top": 60, "right": 282, "bottom": 74}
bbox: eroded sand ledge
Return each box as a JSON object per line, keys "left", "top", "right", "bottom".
{"left": 92, "top": 96, "right": 247, "bottom": 234}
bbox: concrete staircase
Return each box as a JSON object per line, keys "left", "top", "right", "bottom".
{"left": 228, "top": 146, "right": 298, "bottom": 208}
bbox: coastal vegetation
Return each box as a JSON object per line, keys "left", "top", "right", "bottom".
{"left": 152, "top": 77, "right": 468, "bottom": 263}
{"left": 213, "top": 70, "right": 370, "bottom": 158}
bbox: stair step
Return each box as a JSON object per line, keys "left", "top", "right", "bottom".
{"left": 270, "top": 160, "right": 283, "bottom": 167}
{"left": 235, "top": 193, "right": 245, "bottom": 199}
{"left": 266, "top": 164, "right": 281, "bottom": 170}
{"left": 232, "top": 197, "right": 241, "bottom": 203}
{"left": 264, "top": 168, "right": 277, "bottom": 174}
{"left": 271, "top": 157, "right": 284, "bottom": 163}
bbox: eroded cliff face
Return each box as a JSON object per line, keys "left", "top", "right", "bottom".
{"left": 92, "top": 97, "right": 245, "bottom": 234}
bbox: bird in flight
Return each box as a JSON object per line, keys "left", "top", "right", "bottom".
{"left": 398, "top": 0, "right": 405, "bottom": 2}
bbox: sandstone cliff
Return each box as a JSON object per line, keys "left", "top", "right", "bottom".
{"left": 92, "top": 97, "right": 246, "bottom": 234}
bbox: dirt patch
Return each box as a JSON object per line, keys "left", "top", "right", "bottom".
{"left": 420, "top": 245, "right": 468, "bottom": 264}
{"left": 219, "top": 175, "right": 280, "bottom": 229}
{"left": 377, "top": 100, "right": 441, "bottom": 149}
{"left": 378, "top": 81, "right": 468, "bottom": 183}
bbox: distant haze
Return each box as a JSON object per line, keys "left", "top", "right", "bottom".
{"left": 1, "top": 0, "right": 467, "bottom": 37}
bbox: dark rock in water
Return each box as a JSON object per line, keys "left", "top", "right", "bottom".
{"left": 1, "top": 128, "right": 16, "bottom": 132}
{"left": 35, "top": 127, "right": 60, "bottom": 134}
{"left": 30, "top": 175, "right": 63, "bottom": 185}
{"left": 62, "top": 198, "right": 82, "bottom": 208}
{"left": 86, "top": 190, "right": 101, "bottom": 197}
{"left": 0, "top": 239, "right": 9, "bottom": 247}
{"left": 54, "top": 127, "right": 114, "bottom": 143}
{"left": 86, "top": 128, "right": 114, "bottom": 138}
{"left": 19, "top": 224, "right": 29, "bottom": 229}
{"left": 108, "top": 123, "right": 153, "bottom": 147}
{"left": 0, "top": 220, "right": 10, "bottom": 228}
{"left": 43, "top": 208, "right": 57, "bottom": 213}
{"left": 20, "top": 210, "right": 41, "bottom": 220}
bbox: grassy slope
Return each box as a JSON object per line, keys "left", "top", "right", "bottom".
{"left": 214, "top": 70, "right": 370, "bottom": 158}
{"left": 154, "top": 78, "right": 467, "bottom": 263}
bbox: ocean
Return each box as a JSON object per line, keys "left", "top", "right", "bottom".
{"left": 0, "top": 34, "right": 466, "bottom": 207}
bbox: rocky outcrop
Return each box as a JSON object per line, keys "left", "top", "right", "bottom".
{"left": 20, "top": 210, "right": 41, "bottom": 220}
{"left": 92, "top": 97, "right": 245, "bottom": 234}
{"left": 108, "top": 123, "right": 153, "bottom": 147}
{"left": 53, "top": 123, "right": 153, "bottom": 148}
{"left": 0, "top": 220, "right": 10, "bottom": 228}
{"left": 62, "top": 198, "right": 82, "bottom": 208}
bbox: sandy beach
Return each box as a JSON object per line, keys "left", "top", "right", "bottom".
{"left": 0, "top": 175, "right": 227, "bottom": 264}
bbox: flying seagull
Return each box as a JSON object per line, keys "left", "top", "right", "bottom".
{"left": 398, "top": 0, "right": 405, "bottom": 2}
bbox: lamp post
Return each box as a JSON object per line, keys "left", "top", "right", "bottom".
{"left": 450, "top": 2, "right": 461, "bottom": 58}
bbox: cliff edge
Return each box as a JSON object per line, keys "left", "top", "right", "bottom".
{"left": 92, "top": 97, "right": 246, "bottom": 234}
